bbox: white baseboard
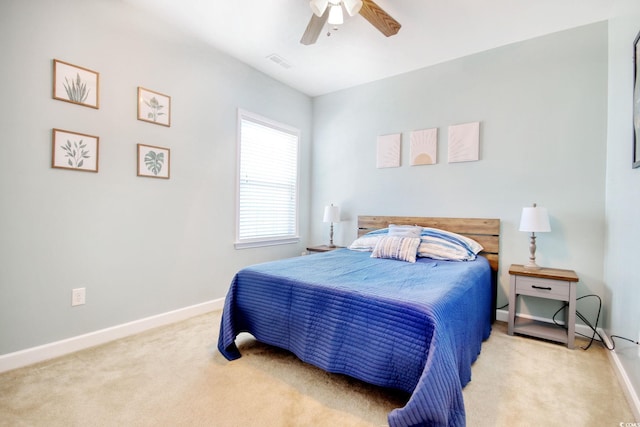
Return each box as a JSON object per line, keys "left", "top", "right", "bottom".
{"left": 0, "top": 299, "right": 224, "bottom": 374}
{"left": 496, "top": 308, "right": 640, "bottom": 420}
{"left": 602, "top": 334, "right": 640, "bottom": 421}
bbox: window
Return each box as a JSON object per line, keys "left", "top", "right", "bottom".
{"left": 235, "top": 109, "right": 300, "bottom": 249}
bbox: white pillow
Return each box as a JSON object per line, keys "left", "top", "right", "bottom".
{"left": 371, "top": 236, "right": 421, "bottom": 263}
{"left": 348, "top": 228, "right": 389, "bottom": 252}
{"left": 389, "top": 224, "right": 423, "bottom": 238}
{"left": 348, "top": 235, "right": 383, "bottom": 252}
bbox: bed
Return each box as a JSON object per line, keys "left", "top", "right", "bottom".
{"left": 218, "top": 216, "right": 500, "bottom": 427}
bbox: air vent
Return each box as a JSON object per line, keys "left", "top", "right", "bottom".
{"left": 266, "top": 53, "right": 292, "bottom": 69}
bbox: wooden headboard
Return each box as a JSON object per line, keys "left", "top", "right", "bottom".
{"left": 358, "top": 215, "right": 500, "bottom": 321}
{"left": 357, "top": 215, "right": 500, "bottom": 272}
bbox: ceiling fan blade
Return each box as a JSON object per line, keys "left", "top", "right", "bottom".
{"left": 359, "top": 0, "right": 401, "bottom": 37}
{"left": 300, "top": 8, "right": 330, "bottom": 45}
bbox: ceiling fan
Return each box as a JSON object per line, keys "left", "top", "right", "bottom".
{"left": 300, "top": 0, "right": 401, "bottom": 45}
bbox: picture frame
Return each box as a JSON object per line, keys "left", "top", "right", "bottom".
{"left": 633, "top": 30, "right": 640, "bottom": 169}
{"left": 448, "top": 122, "right": 480, "bottom": 163}
{"left": 137, "top": 87, "right": 171, "bottom": 127}
{"left": 410, "top": 128, "right": 438, "bottom": 166}
{"left": 376, "top": 133, "right": 401, "bottom": 168}
{"left": 52, "top": 129, "right": 99, "bottom": 172}
{"left": 137, "top": 144, "right": 170, "bottom": 179}
{"left": 52, "top": 59, "right": 99, "bottom": 109}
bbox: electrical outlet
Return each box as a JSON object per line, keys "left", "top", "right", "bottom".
{"left": 71, "top": 288, "right": 86, "bottom": 306}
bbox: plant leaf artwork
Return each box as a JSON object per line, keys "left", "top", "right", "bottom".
{"left": 144, "top": 97, "right": 165, "bottom": 122}
{"left": 137, "top": 87, "right": 171, "bottom": 127}
{"left": 137, "top": 144, "right": 170, "bottom": 179}
{"left": 53, "top": 60, "right": 99, "bottom": 109}
{"left": 144, "top": 151, "right": 164, "bottom": 175}
{"left": 63, "top": 73, "right": 90, "bottom": 103}
{"left": 52, "top": 129, "right": 99, "bottom": 173}
{"left": 61, "top": 139, "right": 91, "bottom": 168}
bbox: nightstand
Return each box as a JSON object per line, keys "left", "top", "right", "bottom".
{"left": 306, "top": 245, "right": 344, "bottom": 253}
{"left": 507, "top": 264, "right": 578, "bottom": 349}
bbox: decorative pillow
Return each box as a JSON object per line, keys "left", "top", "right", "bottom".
{"left": 371, "top": 236, "right": 421, "bottom": 263}
{"left": 348, "top": 235, "right": 383, "bottom": 251}
{"left": 418, "top": 227, "right": 483, "bottom": 261}
{"left": 423, "top": 227, "right": 483, "bottom": 254}
{"left": 388, "top": 224, "right": 423, "bottom": 238}
{"left": 348, "top": 228, "right": 388, "bottom": 252}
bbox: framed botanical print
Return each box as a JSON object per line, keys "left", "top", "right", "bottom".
{"left": 137, "top": 87, "right": 171, "bottom": 127}
{"left": 52, "top": 59, "right": 100, "bottom": 109}
{"left": 52, "top": 129, "right": 99, "bottom": 172}
{"left": 137, "top": 144, "right": 170, "bottom": 179}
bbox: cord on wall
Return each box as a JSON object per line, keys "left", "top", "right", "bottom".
{"left": 551, "top": 294, "right": 640, "bottom": 351}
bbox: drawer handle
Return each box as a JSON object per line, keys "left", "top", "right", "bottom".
{"left": 532, "top": 285, "right": 552, "bottom": 290}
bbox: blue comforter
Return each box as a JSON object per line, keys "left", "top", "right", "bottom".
{"left": 218, "top": 249, "right": 492, "bottom": 426}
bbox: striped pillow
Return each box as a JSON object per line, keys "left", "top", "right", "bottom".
{"left": 371, "top": 236, "right": 421, "bottom": 263}
{"left": 418, "top": 227, "right": 483, "bottom": 261}
{"left": 389, "top": 224, "right": 423, "bottom": 237}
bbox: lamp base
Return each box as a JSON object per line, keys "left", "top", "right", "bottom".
{"left": 524, "top": 233, "right": 542, "bottom": 269}
{"left": 524, "top": 262, "right": 542, "bottom": 270}
{"left": 327, "top": 222, "right": 335, "bottom": 248}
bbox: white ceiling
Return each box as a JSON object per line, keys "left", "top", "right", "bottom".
{"left": 125, "top": 0, "right": 613, "bottom": 97}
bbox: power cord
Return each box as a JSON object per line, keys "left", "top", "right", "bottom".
{"left": 551, "top": 294, "right": 640, "bottom": 351}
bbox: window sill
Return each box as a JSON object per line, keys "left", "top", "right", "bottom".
{"left": 234, "top": 237, "right": 300, "bottom": 250}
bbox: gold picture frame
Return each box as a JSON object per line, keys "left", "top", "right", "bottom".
{"left": 52, "top": 59, "right": 100, "bottom": 109}
{"left": 52, "top": 128, "right": 99, "bottom": 172}
{"left": 137, "top": 87, "right": 171, "bottom": 127}
{"left": 137, "top": 144, "right": 170, "bottom": 179}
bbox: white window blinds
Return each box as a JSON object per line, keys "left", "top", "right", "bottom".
{"left": 235, "top": 110, "right": 300, "bottom": 248}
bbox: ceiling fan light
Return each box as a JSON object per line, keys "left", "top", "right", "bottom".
{"left": 327, "top": 4, "right": 344, "bottom": 25}
{"left": 309, "top": 0, "right": 329, "bottom": 17}
{"left": 343, "top": 0, "right": 362, "bottom": 16}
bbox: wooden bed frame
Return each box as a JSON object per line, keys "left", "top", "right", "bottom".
{"left": 357, "top": 215, "right": 501, "bottom": 320}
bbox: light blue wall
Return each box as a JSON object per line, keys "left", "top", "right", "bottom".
{"left": 310, "top": 23, "right": 609, "bottom": 322}
{"left": 605, "top": 0, "right": 640, "bottom": 407}
{"left": 1, "top": 2, "right": 637, "bottom": 409}
{"left": 0, "top": 0, "right": 312, "bottom": 354}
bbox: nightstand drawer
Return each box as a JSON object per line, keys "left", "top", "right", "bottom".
{"left": 508, "top": 264, "right": 578, "bottom": 349}
{"left": 515, "top": 276, "right": 570, "bottom": 299}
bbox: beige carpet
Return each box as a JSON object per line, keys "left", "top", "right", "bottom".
{"left": 0, "top": 311, "right": 635, "bottom": 426}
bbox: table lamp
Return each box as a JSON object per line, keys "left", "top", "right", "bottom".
{"left": 519, "top": 203, "right": 551, "bottom": 269}
{"left": 323, "top": 204, "right": 340, "bottom": 247}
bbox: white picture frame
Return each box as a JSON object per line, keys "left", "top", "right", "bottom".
{"left": 448, "top": 122, "right": 480, "bottom": 163}
{"left": 410, "top": 128, "right": 438, "bottom": 166}
{"left": 376, "top": 133, "right": 401, "bottom": 168}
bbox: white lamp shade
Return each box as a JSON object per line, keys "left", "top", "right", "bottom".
{"left": 323, "top": 205, "right": 340, "bottom": 223}
{"left": 519, "top": 206, "right": 551, "bottom": 233}
{"left": 309, "top": 0, "right": 328, "bottom": 17}
{"left": 343, "top": 0, "right": 363, "bottom": 16}
{"left": 327, "top": 4, "right": 344, "bottom": 25}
